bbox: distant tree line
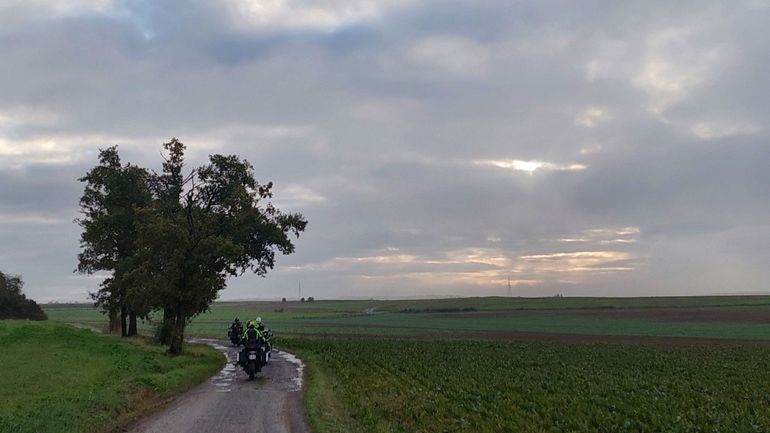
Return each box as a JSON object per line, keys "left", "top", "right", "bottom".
{"left": 77, "top": 138, "right": 307, "bottom": 354}
{"left": 0, "top": 271, "right": 47, "bottom": 320}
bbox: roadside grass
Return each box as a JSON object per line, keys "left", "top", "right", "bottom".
{"left": 282, "top": 336, "right": 770, "bottom": 433}
{"left": 0, "top": 320, "right": 224, "bottom": 433}
{"left": 296, "top": 350, "right": 364, "bottom": 433}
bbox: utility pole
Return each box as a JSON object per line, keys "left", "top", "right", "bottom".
{"left": 298, "top": 280, "right": 302, "bottom": 300}
{"left": 507, "top": 275, "right": 512, "bottom": 297}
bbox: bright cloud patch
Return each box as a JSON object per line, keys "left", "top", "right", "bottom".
{"left": 474, "top": 159, "right": 586, "bottom": 175}
{"left": 633, "top": 28, "right": 721, "bottom": 114}
{"left": 0, "top": 0, "right": 114, "bottom": 18}
{"left": 575, "top": 107, "right": 611, "bottom": 128}
{"left": 223, "top": 0, "right": 412, "bottom": 31}
{"left": 558, "top": 227, "right": 640, "bottom": 245}
{"left": 690, "top": 121, "right": 761, "bottom": 140}
{"left": 0, "top": 211, "right": 71, "bottom": 226}
{"left": 273, "top": 185, "right": 326, "bottom": 208}
{"left": 519, "top": 251, "right": 636, "bottom": 273}
{"left": 0, "top": 135, "right": 135, "bottom": 166}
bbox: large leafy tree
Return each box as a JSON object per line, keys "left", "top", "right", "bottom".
{"left": 130, "top": 139, "right": 307, "bottom": 354}
{"left": 0, "top": 271, "right": 46, "bottom": 320}
{"left": 77, "top": 139, "right": 307, "bottom": 354}
{"left": 76, "top": 147, "right": 152, "bottom": 336}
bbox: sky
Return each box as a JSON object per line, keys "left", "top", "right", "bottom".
{"left": 1, "top": 0, "right": 769, "bottom": 302}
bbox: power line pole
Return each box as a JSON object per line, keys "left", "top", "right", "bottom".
{"left": 507, "top": 275, "right": 512, "bottom": 297}
{"left": 298, "top": 280, "right": 302, "bottom": 300}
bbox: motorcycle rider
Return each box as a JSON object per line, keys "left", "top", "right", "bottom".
{"left": 241, "top": 320, "right": 263, "bottom": 344}
{"left": 228, "top": 318, "right": 243, "bottom": 345}
{"left": 229, "top": 317, "right": 242, "bottom": 335}
{"left": 256, "top": 317, "right": 265, "bottom": 332}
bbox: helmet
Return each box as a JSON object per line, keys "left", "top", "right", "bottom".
{"left": 256, "top": 317, "right": 262, "bottom": 324}
{"left": 235, "top": 317, "right": 240, "bottom": 322}
{"left": 247, "top": 320, "right": 255, "bottom": 328}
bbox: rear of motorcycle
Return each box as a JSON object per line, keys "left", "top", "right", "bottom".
{"left": 238, "top": 345, "right": 262, "bottom": 380}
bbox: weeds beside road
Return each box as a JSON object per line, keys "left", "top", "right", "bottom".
{"left": 0, "top": 321, "right": 223, "bottom": 433}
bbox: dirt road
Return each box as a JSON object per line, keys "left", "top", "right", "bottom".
{"left": 126, "top": 339, "right": 311, "bottom": 433}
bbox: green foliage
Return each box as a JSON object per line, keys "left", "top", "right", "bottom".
{"left": 0, "top": 321, "right": 222, "bottom": 433}
{"left": 284, "top": 337, "right": 770, "bottom": 433}
{"left": 76, "top": 138, "right": 307, "bottom": 353}
{"left": 77, "top": 145, "right": 152, "bottom": 335}
{"left": 126, "top": 138, "right": 307, "bottom": 353}
{"left": 0, "top": 272, "right": 46, "bottom": 320}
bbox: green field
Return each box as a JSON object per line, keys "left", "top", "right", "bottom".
{"left": 0, "top": 320, "right": 223, "bottom": 433}
{"left": 45, "top": 295, "right": 770, "bottom": 341}
{"left": 41, "top": 296, "right": 770, "bottom": 433}
{"left": 285, "top": 337, "right": 770, "bottom": 433}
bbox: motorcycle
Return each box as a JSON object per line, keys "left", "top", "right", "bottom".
{"left": 227, "top": 324, "right": 243, "bottom": 346}
{"left": 237, "top": 339, "right": 268, "bottom": 380}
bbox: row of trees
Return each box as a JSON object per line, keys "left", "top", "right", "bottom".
{"left": 77, "top": 139, "right": 306, "bottom": 354}
{"left": 0, "top": 271, "right": 47, "bottom": 320}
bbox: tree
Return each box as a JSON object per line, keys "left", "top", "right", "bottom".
{"left": 76, "top": 146, "right": 152, "bottom": 336}
{"left": 130, "top": 139, "right": 307, "bottom": 354}
{"left": 0, "top": 271, "right": 47, "bottom": 320}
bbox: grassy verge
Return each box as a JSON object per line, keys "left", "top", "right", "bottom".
{"left": 281, "top": 336, "right": 770, "bottom": 433}
{"left": 294, "top": 350, "right": 363, "bottom": 433}
{"left": 0, "top": 320, "right": 224, "bottom": 433}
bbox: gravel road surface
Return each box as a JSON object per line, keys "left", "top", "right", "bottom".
{"left": 126, "top": 339, "right": 311, "bottom": 433}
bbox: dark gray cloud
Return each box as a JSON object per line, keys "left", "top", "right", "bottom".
{"left": 1, "top": 0, "right": 769, "bottom": 301}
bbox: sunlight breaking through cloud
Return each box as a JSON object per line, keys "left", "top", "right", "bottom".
{"left": 474, "top": 159, "right": 586, "bottom": 175}
{"left": 519, "top": 251, "right": 637, "bottom": 272}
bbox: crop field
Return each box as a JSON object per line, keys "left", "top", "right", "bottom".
{"left": 45, "top": 296, "right": 770, "bottom": 341}
{"left": 0, "top": 320, "right": 223, "bottom": 433}
{"left": 40, "top": 296, "right": 770, "bottom": 432}
{"left": 284, "top": 337, "right": 770, "bottom": 433}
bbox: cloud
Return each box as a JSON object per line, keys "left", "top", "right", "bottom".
{"left": 405, "top": 36, "right": 491, "bottom": 78}
{"left": 689, "top": 120, "right": 761, "bottom": 139}
{"left": 1, "top": 0, "right": 769, "bottom": 301}
{"left": 0, "top": 211, "right": 71, "bottom": 226}
{"left": 473, "top": 159, "right": 587, "bottom": 175}
{"left": 575, "top": 107, "right": 611, "bottom": 128}
{"left": 0, "top": 0, "right": 114, "bottom": 18}
{"left": 633, "top": 27, "right": 722, "bottom": 114}
{"left": 518, "top": 251, "right": 637, "bottom": 273}
{"left": 222, "top": 0, "right": 414, "bottom": 32}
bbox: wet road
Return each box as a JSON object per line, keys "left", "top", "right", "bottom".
{"left": 126, "top": 339, "right": 311, "bottom": 433}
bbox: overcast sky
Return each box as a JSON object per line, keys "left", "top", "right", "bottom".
{"left": 1, "top": 0, "right": 769, "bottom": 302}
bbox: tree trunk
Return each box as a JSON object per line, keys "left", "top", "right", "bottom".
{"left": 128, "top": 311, "right": 138, "bottom": 336}
{"left": 120, "top": 306, "right": 128, "bottom": 337}
{"left": 158, "top": 307, "right": 175, "bottom": 345}
{"left": 168, "top": 311, "right": 186, "bottom": 355}
{"left": 108, "top": 309, "right": 120, "bottom": 334}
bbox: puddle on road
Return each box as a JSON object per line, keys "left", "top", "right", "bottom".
{"left": 191, "top": 338, "right": 238, "bottom": 393}
{"left": 189, "top": 339, "right": 305, "bottom": 393}
{"left": 275, "top": 351, "right": 305, "bottom": 392}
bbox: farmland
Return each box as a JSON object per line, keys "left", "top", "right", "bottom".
{"left": 285, "top": 338, "right": 770, "bottom": 433}
{"left": 0, "top": 321, "right": 223, "bottom": 433}
{"left": 45, "top": 295, "right": 770, "bottom": 341}
{"left": 42, "top": 296, "right": 770, "bottom": 433}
